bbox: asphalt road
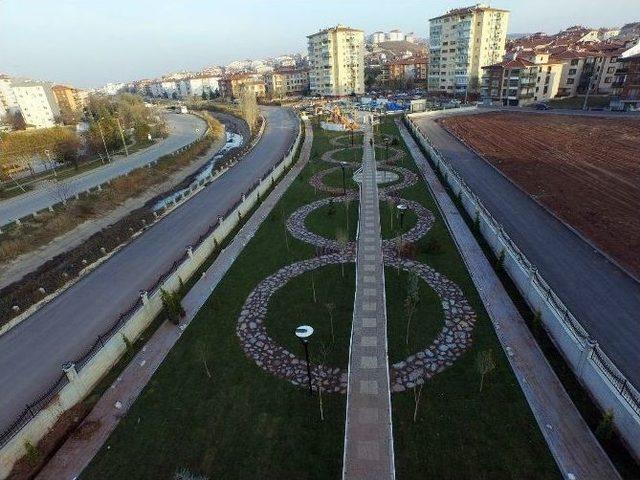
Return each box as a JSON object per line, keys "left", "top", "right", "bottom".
{"left": 413, "top": 111, "right": 640, "bottom": 390}
{"left": 0, "top": 113, "right": 207, "bottom": 226}
{"left": 0, "top": 106, "right": 298, "bottom": 433}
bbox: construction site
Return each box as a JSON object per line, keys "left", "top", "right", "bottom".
{"left": 438, "top": 111, "right": 640, "bottom": 278}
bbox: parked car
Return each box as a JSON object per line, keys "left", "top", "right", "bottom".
{"left": 534, "top": 103, "right": 552, "bottom": 110}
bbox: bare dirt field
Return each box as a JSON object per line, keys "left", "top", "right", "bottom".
{"left": 439, "top": 112, "right": 640, "bottom": 278}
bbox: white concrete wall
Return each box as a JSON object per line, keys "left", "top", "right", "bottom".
{"left": 0, "top": 120, "right": 301, "bottom": 479}
{"left": 405, "top": 113, "right": 640, "bottom": 461}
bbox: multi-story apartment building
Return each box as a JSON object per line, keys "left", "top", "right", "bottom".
{"left": 611, "top": 44, "right": 640, "bottom": 110}
{"left": 481, "top": 52, "right": 563, "bottom": 105}
{"left": 265, "top": 69, "right": 309, "bottom": 98}
{"left": 219, "top": 74, "right": 266, "bottom": 99}
{"left": 428, "top": 4, "right": 510, "bottom": 93}
{"left": 177, "top": 76, "right": 221, "bottom": 98}
{"left": 552, "top": 44, "right": 628, "bottom": 97}
{"left": 52, "top": 85, "right": 82, "bottom": 113}
{"left": 380, "top": 58, "right": 428, "bottom": 84}
{"left": 10, "top": 79, "right": 60, "bottom": 129}
{"left": 0, "top": 75, "right": 19, "bottom": 117}
{"left": 307, "top": 25, "right": 365, "bottom": 96}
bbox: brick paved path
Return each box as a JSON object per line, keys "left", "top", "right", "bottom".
{"left": 342, "top": 120, "right": 395, "bottom": 480}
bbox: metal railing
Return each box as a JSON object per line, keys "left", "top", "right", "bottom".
{"left": 404, "top": 114, "right": 640, "bottom": 419}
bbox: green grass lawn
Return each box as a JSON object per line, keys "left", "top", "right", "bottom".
{"left": 83, "top": 119, "right": 559, "bottom": 479}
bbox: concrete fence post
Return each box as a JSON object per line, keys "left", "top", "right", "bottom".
{"left": 140, "top": 290, "right": 149, "bottom": 305}
{"left": 62, "top": 362, "right": 79, "bottom": 383}
{"left": 579, "top": 337, "right": 598, "bottom": 379}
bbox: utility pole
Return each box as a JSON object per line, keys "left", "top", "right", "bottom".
{"left": 97, "top": 119, "right": 112, "bottom": 162}
{"left": 44, "top": 149, "right": 57, "bottom": 178}
{"left": 115, "top": 116, "right": 129, "bottom": 156}
{"left": 88, "top": 109, "right": 112, "bottom": 162}
{"left": 582, "top": 78, "right": 594, "bottom": 111}
{"left": 583, "top": 69, "right": 599, "bottom": 111}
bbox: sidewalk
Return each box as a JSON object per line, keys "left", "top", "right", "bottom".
{"left": 397, "top": 119, "right": 620, "bottom": 480}
{"left": 36, "top": 119, "right": 312, "bottom": 480}
{"left": 342, "top": 120, "right": 395, "bottom": 480}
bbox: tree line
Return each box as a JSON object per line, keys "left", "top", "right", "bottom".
{"left": 0, "top": 93, "right": 168, "bottom": 180}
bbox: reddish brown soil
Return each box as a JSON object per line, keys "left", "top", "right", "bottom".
{"left": 439, "top": 112, "right": 640, "bottom": 277}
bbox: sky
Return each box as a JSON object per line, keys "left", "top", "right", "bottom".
{"left": 0, "top": 0, "right": 637, "bottom": 88}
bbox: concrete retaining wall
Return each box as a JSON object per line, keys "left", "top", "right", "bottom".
{"left": 0, "top": 119, "right": 302, "bottom": 479}
{"left": 405, "top": 113, "right": 640, "bottom": 461}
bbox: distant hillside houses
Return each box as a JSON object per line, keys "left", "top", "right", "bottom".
{"left": 482, "top": 24, "right": 640, "bottom": 108}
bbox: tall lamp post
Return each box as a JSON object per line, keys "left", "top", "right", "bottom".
{"left": 295, "top": 325, "right": 314, "bottom": 396}
{"left": 340, "top": 161, "right": 348, "bottom": 195}
{"left": 397, "top": 203, "right": 408, "bottom": 246}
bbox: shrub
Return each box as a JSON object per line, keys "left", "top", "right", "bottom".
{"left": 161, "top": 288, "right": 185, "bottom": 325}
{"left": 595, "top": 409, "right": 615, "bottom": 441}
{"left": 24, "top": 440, "right": 41, "bottom": 467}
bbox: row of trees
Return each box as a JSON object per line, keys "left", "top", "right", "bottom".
{"left": 0, "top": 93, "right": 167, "bottom": 180}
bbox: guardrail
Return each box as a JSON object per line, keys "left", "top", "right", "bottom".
{"left": 0, "top": 116, "right": 302, "bottom": 477}
{"left": 404, "top": 113, "right": 640, "bottom": 460}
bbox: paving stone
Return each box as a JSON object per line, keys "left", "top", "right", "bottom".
{"left": 362, "top": 317, "right": 377, "bottom": 327}
{"left": 361, "top": 356, "right": 378, "bottom": 369}
{"left": 359, "top": 380, "right": 379, "bottom": 395}
{"left": 358, "top": 407, "right": 379, "bottom": 423}
{"left": 363, "top": 302, "right": 377, "bottom": 312}
{"left": 357, "top": 440, "right": 380, "bottom": 460}
{"left": 361, "top": 336, "right": 378, "bottom": 347}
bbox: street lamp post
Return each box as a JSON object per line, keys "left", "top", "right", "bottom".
{"left": 295, "top": 325, "right": 314, "bottom": 396}
{"left": 340, "top": 161, "right": 348, "bottom": 195}
{"left": 397, "top": 203, "right": 408, "bottom": 247}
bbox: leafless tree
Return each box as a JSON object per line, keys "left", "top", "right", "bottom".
{"left": 239, "top": 87, "right": 259, "bottom": 132}
{"left": 335, "top": 228, "right": 348, "bottom": 277}
{"left": 476, "top": 349, "right": 496, "bottom": 392}
{"left": 197, "top": 342, "right": 212, "bottom": 380}
{"left": 404, "top": 273, "right": 420, "bottom": 346}
{"left": 325, "top": 302, "right": 335, "bottom": 344}
{"left": 413, "top": 380, "right": 425, "bottom": 423}
{"left": 48, "top": 179, "right": 72, "bottom": 204}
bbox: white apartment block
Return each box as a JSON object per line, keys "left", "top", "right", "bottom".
{"left": 482, "top": 52, "right": 563, "bottom": 106}
{"left": 429, "top": 4, "right": 510, "bottom": 93}
{"left": 10, "top": 80, "right": 60, "bottom": 129}
{"left": 0, "top": 76, "right": 19, "bottom": 117}
{"left": 308, "top": 25, "right": 365, "bottom": 96}
{"left": 177, "top": 76, "right": 221, "bottom": 98}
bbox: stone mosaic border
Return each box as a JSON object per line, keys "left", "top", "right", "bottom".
{"left": 236, "top": 254, "right": 476, "bottom": 393}
{"left": 236, "top": 130, "right": 477, "bottom": 393}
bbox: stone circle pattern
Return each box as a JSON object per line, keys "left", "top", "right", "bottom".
{"left": 236, "top": 133, "right": 477, "bottom": 393}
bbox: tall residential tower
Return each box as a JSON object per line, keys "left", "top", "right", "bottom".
{"left": 428, "top": 4, "right": 510, "bottom": 93}
{"left": 307, "top": 25, "right": 365, "bottom": 96}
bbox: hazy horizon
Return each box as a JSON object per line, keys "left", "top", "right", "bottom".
{"left": 0, "top": 0, "right": 637, "bottom": 88}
